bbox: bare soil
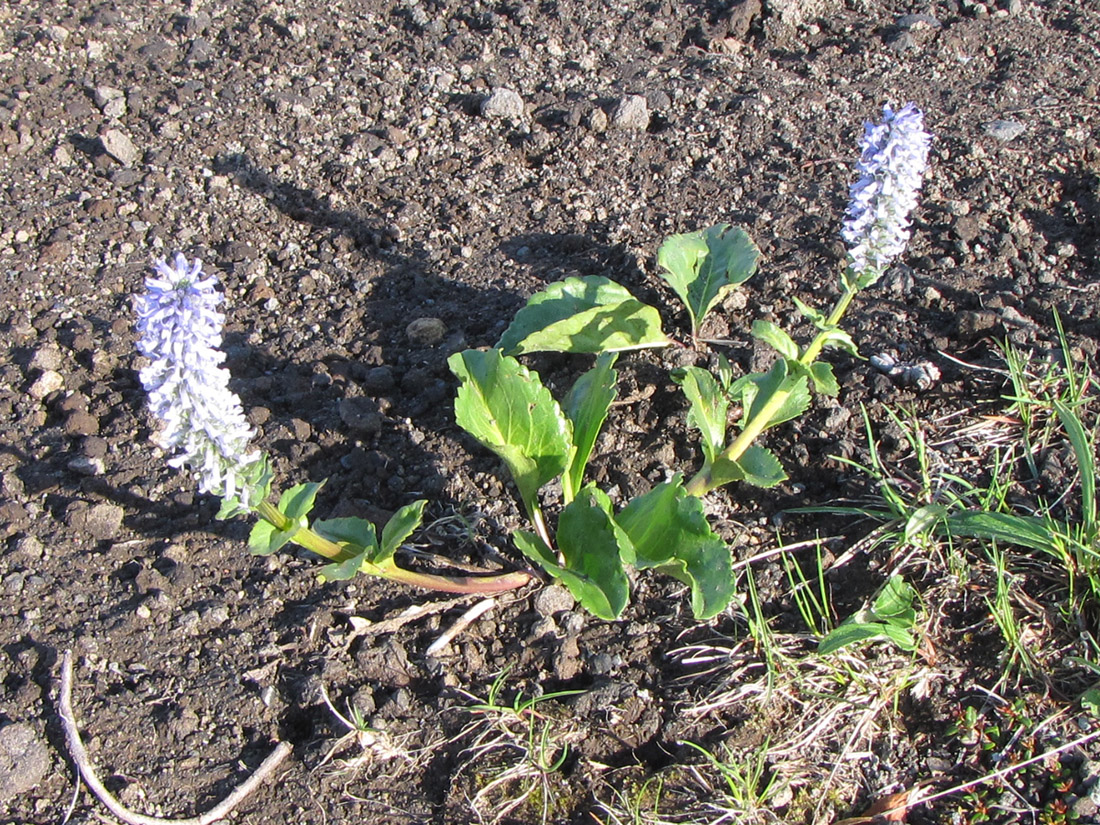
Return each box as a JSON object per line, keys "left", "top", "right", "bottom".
{"left": 2, "top": 1, "right": 1100, "bottom": 823}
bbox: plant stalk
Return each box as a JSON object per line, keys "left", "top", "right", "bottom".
{"left": 685, "top": 286, "right": 859, "bottom": 497}
{"left": 254, "top": 500, "right": 532, "bottom": 594}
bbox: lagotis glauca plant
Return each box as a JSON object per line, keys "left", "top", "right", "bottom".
{"left": 137, "top": 103, "right": 931, "bottom": 619}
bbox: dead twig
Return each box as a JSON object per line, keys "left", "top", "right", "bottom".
{"left": 426, "top": 597, "right": 498, "bottom": 656}
{"left": 57, "top": 649, "right": 292, "bottom": 825}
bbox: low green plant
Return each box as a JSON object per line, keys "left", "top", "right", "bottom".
{"left": 450, "top": 104, "right": 932, "bottom": 619}
{"left": 682, "top": 737, "right": 787, "bottom": 824}
{"left": 818, "top": 574, "right": 920, "bottom": 655}
{"left": 454, "top": 669, "right": 584, "bottom": 823}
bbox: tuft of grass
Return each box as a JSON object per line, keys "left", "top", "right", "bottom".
{"left": 451, "top": 668, "right": 584, "bottom": 824}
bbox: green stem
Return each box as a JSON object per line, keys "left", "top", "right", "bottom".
{"left": 685, "top": 286, "right": 859, "bottom": 497}
{"left": 254, "top": 500, "right": 532, "bottom": 594}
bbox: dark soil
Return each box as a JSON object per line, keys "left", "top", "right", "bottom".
{"left": 2, "top": 0, "right": 1100, "bottom": 823}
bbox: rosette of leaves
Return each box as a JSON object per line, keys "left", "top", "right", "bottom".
{"left": 448, "top": 231, "right": 762, "bottom": 619}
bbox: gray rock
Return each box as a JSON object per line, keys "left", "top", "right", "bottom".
{"left": 101, "top": 128, "right": 139, "bottom": 166}
{"left": 66, "top": 501, "right": 125, "bottom": 540}
{"left": 362, "top": 366, "right": 395, "bottom": 394}
{"left": 406, "top": 317, "right": 446, "bottom": 346}
{"left": 586, "top": 107, "right": 608, "bottom": 133}
{"left": 67, "top": 456, "right": 105, "bottom": 476}
{"left": 984, "top": 119, "right": 1026, "bottom": 142}
{"left": 338, "top": 397, "right": 382, "bottom": 435}
{"left": 765, "top": 0, "right": 840, "bottom": 26}
{"left": 1007, "top": 0, "right": 1025, "bottom": 15}
{"left": 94, "top": 86, "right": 126, "bottom": 118}
{"left": 43, "top": 25, "right": 70, "bottom": 43}
{"left": 480, "top": 88, "right": 525, "bottom": 121}
{"left": 0, "top": 722, "right": 50, "bottom": 802}
{"left": 896, "top": 13, "right": 942, "bottom": 30}
{"left": 29, "top": 344, "right": 63, "bottom": 372}
{"left": 28, "top": 370, "right": 64, "bottom": 399}
{"left": 610, "top": 95, "right": 650, "bottom": 131}
{"left": 534, "top": 585, "right": 575, "bottom": 616}
{"left": 87, "top": 503, "right": 125, "bottom": 540}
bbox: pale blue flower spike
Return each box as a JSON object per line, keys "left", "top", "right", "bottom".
{"left": 842, "top": 102, "right": 932, "bottom": 286}
{"left": 136, "top": 254, "right": 264, "bottom": 507}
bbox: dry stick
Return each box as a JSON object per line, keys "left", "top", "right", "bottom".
{"left": 873, "top": 728, "right": 1100, "bottom": 821}
{"left": 57, "top": 650, "right": 293, "bottom": 825}
{"left": 425, "top": 597, "right": 497, "bottom": 656}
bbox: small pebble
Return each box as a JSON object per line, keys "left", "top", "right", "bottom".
{"left": 480, "top": 87, "right": 525, "bottom": 121}
{"left": 406, "top": 317, "right": 446, "bottom": 346}
{"left": 533, "top": 585, "right": 575, "bottom": 617}
{"left": 610, "top": 95, "right": 650, "bottom": 131}
{"left": 101, "top": 128, "right": 139, "bottom": 166}
{"left": 28, "top": 370, "right": 64, "bottom": 400}
{"left": 0, "top": 722, "right": 50, "bottom": 802}
{"left": 983, "top": 119, "right": 1026, "bottom": 142}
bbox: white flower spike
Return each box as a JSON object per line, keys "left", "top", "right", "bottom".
{"left": 136, "top": 253, "right": 265, "bottom": 508}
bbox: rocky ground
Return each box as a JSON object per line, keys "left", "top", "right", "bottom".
{"left": 1, "top": 0, "right": 1100, "bottom": 823}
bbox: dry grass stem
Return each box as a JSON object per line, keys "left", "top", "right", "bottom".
{"left": 57, "top": 650, "right": 292, "bottom": 825}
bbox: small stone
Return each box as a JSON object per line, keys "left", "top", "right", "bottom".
{"left": 67, "top": 501, "right": 125, "bottom": 540}
{"left": 983, "top": 119, "right": 1026, "bottom": 142}
{"left": 0, "top": 722, "right": 50, "bottom": 802}
{"left": 362, "top": 366, "right": 395, "bottom": 394}
{"left": 1006, "top": 0, "right": 1024, "bottom": 15}
{"left": 586, "top": 107, "right": 608, "bottom": 133}
{"left": 11, "top": 536, "right": 45, "bottom": 563}
{"left": 38, "top": 240, "right": 71, "bottom": 264}
{"left": 406, "top": 317, "right": 446, "bottom": 347}
{"left": 101, "top": 128, "right": 139, "bottom": 166}
{"left": 64, "top": 410, "right": 100, "bottom": 437}
{"left": 610, "top": 95, "right": 650, "bottom": 131}
{"left": 94, "top": 86, "right": 126, "bottom": 117}
{"left": 533, "top": 585, "right": 575, "bottom": 617}
{"left": 43, "top": 25, "right": 70, "bottom": 43}
{"left": 28, "top": 370, "right": 64, "bottom": 400}
{"left": 29, "top": 345, "right": 63, "bottom": 372}
{"left": 68, "top": 456, "right": 105, "bottom": 476}
{"left": 896, "top": 12, "right": 942, "bottom": 29}
{"left": 480, "top": 88, "right": 525, "bottom": 121}
{"left": 338, "top": 397, "right": 382, "bottom": 436}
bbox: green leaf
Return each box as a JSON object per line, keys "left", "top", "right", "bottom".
{"left": 818, "top": 576, "right": 918, "bottom": 654}
{"left": 792, "top": 296, "right": 827, "bottom": 328}
{"left": 313, "top": 516, "right": 379, "bottom": 553}
{"left": 904, "top": 504, "right": 946, "bottom": 544}
{"left": 737, "top": 359, "right": 811, "bottom": 431}
{"left": 818, "top": 622, "right": 891, "bottom": 655}
{"left": 248, "top": 482, "right": 323, "bottom": 556}
{"left": 248, "top": 519, "right": 298, "bottom": 556}
{"left": 819, "top": 328, "right": 860, "bottom": 357}
{"left": 809, "top": 362, "right": 839, "bottom": 396}
{"left": 873, "top": 575, "right": 917, "bottom": 621}
{"left": 380, "top": 500, "right": 427, "bottom": 562}
{"left": 318, "top": 549, "right": 370, "bottom": 583}
{"left": 672, "top": 366, "right": 729, "bottom": 464}
{"left": 562, "top": 353, "right": 619, "bottom": 500}
{"left": 617, "top": 478, "right": 736, "bottom": 619}
{"left": 1054, "top": 400, "right": 1096, "bottom": 530}
{"left": 497, "top": 276, "right": 669, "bottom": 355}
{"left": 751, "top": 320, "right": 799, "bottom": 360}
{"left": 449, "top": 349, "right": 573, "bottom": 515}
{"left": 657, "top": 224, "right": 760, "bottom": 336}
{"left": 716, "top": 353, "right": 734, "bottom": 392}
{"left": 513, "top": 491, "right": 632, "bottom": 620}
{"left": 943, "top": 511, "right": 1066, "bottom": 556}
{"left": 216, "top": 455, "right": 274, "bottom": 520}
{"left": 281, "top": 482, "right": 324, "bottom": 521}
{"left": 738, "top": 445, "right": 787, "bottom": 488}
